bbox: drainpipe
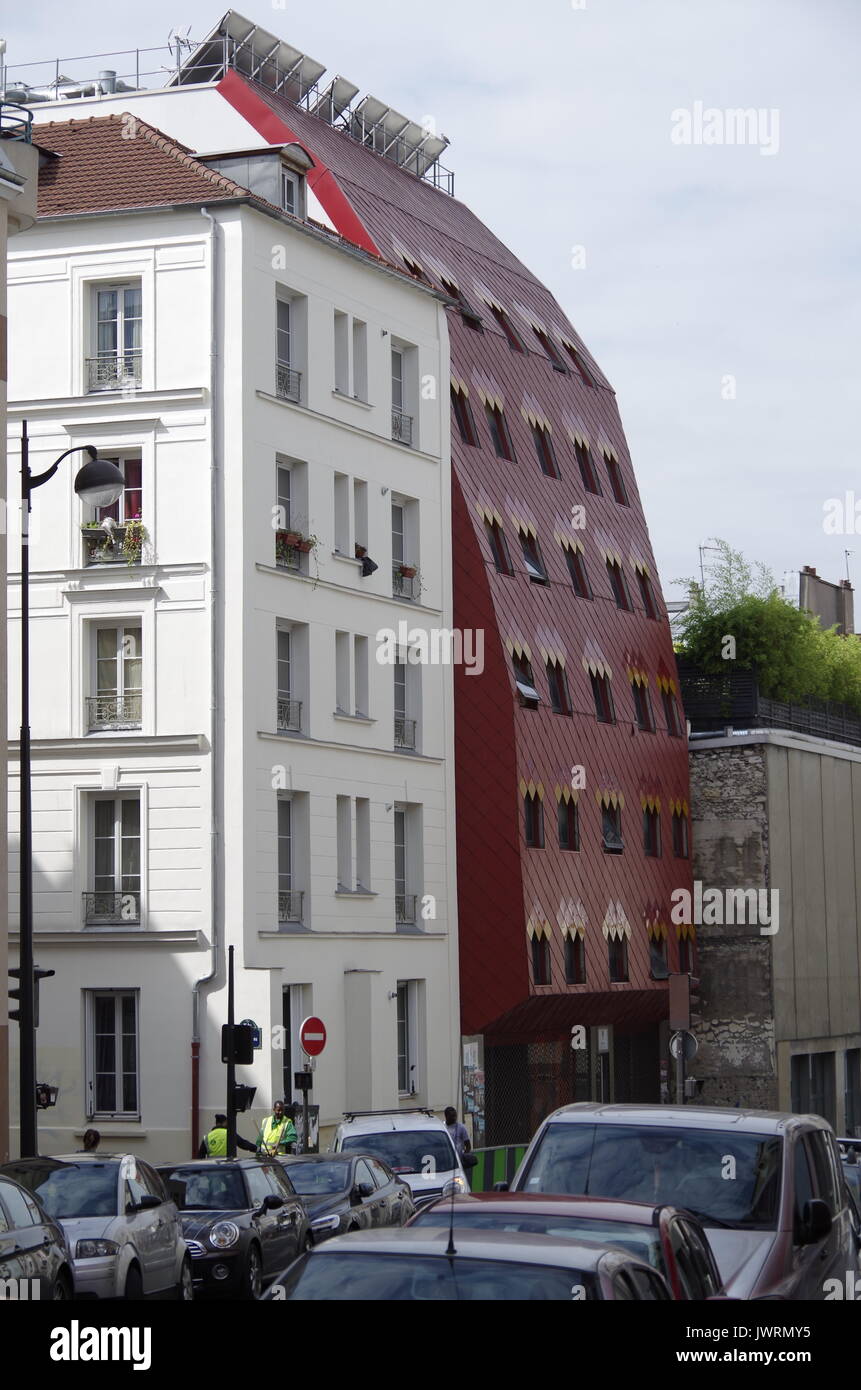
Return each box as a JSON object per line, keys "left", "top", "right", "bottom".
{"left": 192, "top": 206, "right": 221, "bottom": 1155}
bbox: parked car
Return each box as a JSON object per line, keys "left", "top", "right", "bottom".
{"left": 0, "top": 1174, "right": 74, "bottom": 1300}
{"left": 837, "top": 1139, "right": 861, "bottom": 1225}
{"left": 264, "top": 1227, "right": 674, "bottom": 1300}
{"left": 408, "top": 1192, "right": 723, "bottom": 1299}
{"left": 157, "top": 1158, "right": 309, "bottom": 1299}
{"left": 1, "top": 1155, "right": 191, "bottom": 1300}
{"left": 504, "top": 1103, "right": 861, "bottom": 1300}
{"left": 279, "top": 1154, "right": 415, "bottom": 1242}
{"left": 330, "top": 1110, "right": 470, "bottom": 1209}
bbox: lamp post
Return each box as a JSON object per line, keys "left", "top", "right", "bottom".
{"left": 17, "top": 420, "right": 125, "bottom": 1157}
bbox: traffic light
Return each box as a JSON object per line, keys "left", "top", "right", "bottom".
{"left": 8, "top": 968, "right": 22, "bottom": 1024}
{"left": 689, "top": 976, "right": 702, "bottom": 1030}
{"left": 221, "top": 1023, "right": 254, "bottom": 1066}
{"left": 234, "top": 1084, "right": 256, "bottom": 1113}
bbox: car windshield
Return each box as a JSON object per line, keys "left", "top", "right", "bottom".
{"left": 411, "top": 1209, "right": 665, "bottom": 1271}
{"left": 519, "top": 1124, "right": 782, "bottom": 1228}
{"left": 159, "top": 1167, "right": 248, "bottom": 1211}
{"left": 285, "top": 1162, "right": 351, "bottom": 1196}
{"left": 12, "top": 1164, "right": 118, "bottom": 1219}
{"left": 341, "top": 1132, "right": 456, "bottom": 1175}
{"left": 276, "top": 1252, "right": 599, "bottom": 1300}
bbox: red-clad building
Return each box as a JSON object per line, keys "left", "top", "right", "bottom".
{"left": 34, "top": 14, "right": 694, "bottom": 1142}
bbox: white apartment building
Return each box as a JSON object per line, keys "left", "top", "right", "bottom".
{"left": 4, "top": 114, "right": 459, "bottom": 1159}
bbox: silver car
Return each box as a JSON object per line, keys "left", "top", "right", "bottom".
{"left": 1, "top": 1154, "right": 192, "bottom": 1300}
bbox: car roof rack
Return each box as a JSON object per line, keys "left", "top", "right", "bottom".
{"left": 341, "top": 1107, "right": 436, "bottom": 1121}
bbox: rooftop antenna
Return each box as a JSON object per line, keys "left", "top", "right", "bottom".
{"left": 167, "top": 25, "right": 193, "bottom": 75}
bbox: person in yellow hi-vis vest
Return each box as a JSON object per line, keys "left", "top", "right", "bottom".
{"left": 256, "top": 1101, "right": 297, "bottom": 1156}
{"left": 199, "top": 1114, "right": 256, "bottom": 1158}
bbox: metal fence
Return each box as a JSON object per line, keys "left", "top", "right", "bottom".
{"left": 678, "top": 663, "right": 861, "bottom": 749}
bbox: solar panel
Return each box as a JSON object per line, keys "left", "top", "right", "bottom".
{"left": 311, "top": 75, "right": 360, "bottom": 124}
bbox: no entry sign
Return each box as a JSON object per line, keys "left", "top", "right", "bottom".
{"left": 299, "top": 1016, "right": 327, "bottom": 1058}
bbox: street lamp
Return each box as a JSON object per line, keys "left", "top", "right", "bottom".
{"left": 16, "top": 420, "right": 124, "bottom": 1157}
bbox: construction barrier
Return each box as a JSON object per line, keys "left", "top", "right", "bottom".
{"left": 468, "top": 1143, "right": 528, "bottom": 1192}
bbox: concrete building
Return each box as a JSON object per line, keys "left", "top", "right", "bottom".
{"left": 9, "top": 10, "right": 692, "bottom": 1148}
{"left": 0, "top": 101, "right": 38, "bottom": 1164}
{"left": 687, "top": 729, "right": 861, "bottom": 1135}
{"left": 5, "top": 112, "right": 458, "bottom": 1159}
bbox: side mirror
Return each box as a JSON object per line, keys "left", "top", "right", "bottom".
{"left": 262, "top": 1194, "right": 284, "bottom": 1211}
{"left": 462, "top": 1153, "right": 478, "bottom": 1170}
{"left": 128, "top": 1193, "right": 162, "bottom": 1213}
{"left": 800, "top": 1198, "right": 832, "bottom": 1245}
{"left": 492, "top": 1181, "right": 509, "bottom": 1192}
{"left": 356, "top": 1182, "right": 374, "bottom": 1199}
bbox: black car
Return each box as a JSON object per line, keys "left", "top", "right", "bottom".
{"left": 157, "top": 1159, "right": 310, "bottom": 1299}
{"left": 279, "top": 1154, "right": 415, "bottom": 1243}
{"left": 0, "top": 1174, "right": 74, "bottom": 1300}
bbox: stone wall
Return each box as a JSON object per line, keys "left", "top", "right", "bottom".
{"left": 687, "top": 745, "right": 778, "bottom": 1109}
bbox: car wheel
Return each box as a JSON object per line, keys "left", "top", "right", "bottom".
{"left": 241, "top": 1245, "right": 263, "bottom": 1300}
{"left": 175, "top": 1258, "right": 194, "bottom": 1302}
{"left": 52, "top": 1270, "right": 72, "bottom": 1301}
{"left": 303, "top": 1232, "right": 314, "bottom": 1253}
{"left": 124, "top": 1265, "right": 144, "bottom": 1300}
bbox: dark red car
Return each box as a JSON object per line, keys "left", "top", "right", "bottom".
{"left": 407, "top": 1192, "right": 723, "bottom": 1300}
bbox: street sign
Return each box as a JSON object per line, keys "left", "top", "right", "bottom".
{"left": 240, "top": 1018, "right": 262, "bottom": 1049}
{"left": 669, "top": 1030, "right": 698, "bottom": 1062}
{"left": 300, "top": 1016, "right": 326, "bottom": 1058}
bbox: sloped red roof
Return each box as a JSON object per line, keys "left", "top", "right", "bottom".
{"left": 33, "top": 113, "right": 250, "bottom": 217}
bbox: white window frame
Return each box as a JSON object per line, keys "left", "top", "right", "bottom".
{"left": 91, "top": 624, "right": 143, "bottom": 730}
{"left": 89, "top": 280, "right": 143, "bottom": 393}
{"left": 277, "top": 298, "right": 293, "bottom": 368}
{"left": 396, "top": 980, "right": 420, "bottom": 1096}
{"left": 85, "top": 989, "right": 140, "bottom": 1119}
{"left": 89, "top": 792, "right": 142, "bottom": 920}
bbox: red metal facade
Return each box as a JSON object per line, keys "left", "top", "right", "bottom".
{"left": 219, "top": 72, "right": 693, "bottom": 1083}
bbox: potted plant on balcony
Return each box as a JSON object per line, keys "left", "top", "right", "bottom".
{"left": 398, "top": 561, "right": 418, "bottom": 578}
{"left": 354, "top": 543, "right": 367, "bottom": 559}
{"left": 122, "top": 518, "right": 148, "bottom": 566}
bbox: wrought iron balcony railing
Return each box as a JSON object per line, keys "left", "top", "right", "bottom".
{"left": 276, "top": 362, "right": 302, "bottom": 403}
{"left": 394, "top": 716, "right": 416, "bottom": 750}
{"left": 391, "top": 406, "right": 413, "bottom": 446}
{"left": 83, "top": 891, "right": 140, "bottom": 925}
{"left": 86, "top": 354, "right": 142, "bottom": 392}
{"left": 86, "top": 694, "right": 142, "bottom": 731}
{"left": 396, "top": 893, "right": 417, "bottom": 926}
{"left": 278, "top": 890, "right": 304, "bottom": 924}
{"left": 277, "top": 698, "right": 302, "bottom": 732}
{"left": 392, "top": 564, "right": 420, "bottom": 601}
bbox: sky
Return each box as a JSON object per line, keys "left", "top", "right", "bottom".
{"left": 3, "top": 0, "right": 859, "bottom": 601}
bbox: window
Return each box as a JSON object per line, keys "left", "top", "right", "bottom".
{"left": 532, "top": 423, "right": 560, "bottom": 478}
{"left": 489, "top": 303, "right": 525, "bottom": 352}
{"left": 402, "top": 254, "right": 432, "bottom": 285}
{"left": 334, "top": 311, "right": 349, "bottom": 394}
{"left": 604, "top": 454, "right": 629, "bottom": 505}
{"left": 352, "top": 319, "right": 368, "bottom": 400}
{"left": 631, "top": 681, "right": 654, "bottom": 733}
{"left": 662, "top": 688, "right": 685, "bottom": 738}
{"left": 90, "top": 283, "right": 142, "bottom": 391}
{"left": 793, "top": 1055, "right": 837, "bottom": 1130}
{"left": 564, "top": 546, "right": 592, "bottom": 599}
{"left": 532, "top": 326, "right": 567, "bottom": 372}
{"left": 277, "top": 630, "right": 294, "bottom": 729}
{"left": 87, "top": 796, "right": 141, "bottom": 924}
{"left": 546, "top": 659, "right": 571, "bottom": 714}
{"left": 277, "top": 625, "right": 304, "bottom": 733}
{"left": 557, "top": 799, "right": 579, "bottom": 851}
{"left": 333, "top": 471, "right": 349, "bottom": 553}
{"left": 86, "top": 990, "right": 139, "bottom": 1116}
{"left": 602, "top": 804, "right": 624, "bottom": 854}
{"left": 276, "top": 298, "right": 301, "bottom": 403}
{"left": 392, "top": 349, "right": 406, "bottom": 433}
{"left": 396, "top": 981, "right": 419, "bottom": 1094}
{"left": 846, "top": 1050, "right": 861, "bottom": 1136}
{"left": 277, "top": 298, "right": 292, "bottom": 366}
{"left": 590, "top": 672, "right": 615, "bottom": 724}
{"left": 672, "top": 809, "right": 689, "bottom": 859}
{"left": 607, "top": 559, "right": 633, "bottom": 611}
{"left": 335, "top": 631, "right": 351, "bottom": 714}
{"left": 353, "top": 479, "right": 368, "bottom": 552}
{"left": 678, "top": 935, "right": 694, "bottom": 973}
{"left": 643, "top": 808, "right": 661, "bottom": 857}
{"left": 394, "top": 651, "right": 416, "bottom": 749}
{"left": 637, "top": 571, "right": 660, "bottom": 620}
{"left": 451, "top": 386, "right": 479, "bottom": 446}
{"left": 95, "top": 457, "right": 142, "bottom": 525}
{"left": 440, "top": 276, "right": 483, "bottom": 330}
{"left": 485, "top": 402, "right": 516, "bottom": 461}
{"left": 513, "top": 652, "right": 541, "bottom": 707}
{"left": 561, "top": 339, "right": 596, "bottom": 386}
{"left": 354, "top": 636, "right": 369, "bottom": 719}
{"left": 391, "top": 344, "right": 416, "bottom": 445}
{"left": 90, "top": 626, "right": 142, "bottom": 731}
{"left": 394, "top": 808, "right": 418, "bottom": 925}
{"left": 281, "top": 166, "right": 302, "bottom": 216}
{"left": 608, "top": 936, "right": 629, "bottom": 982}
{"left": 520, "top": 532, "right": 549, "bottom": 584}
{"left": 524, "top": 791, "right": 544, "bottom": 848}
{"left": 574, "top": 440, "right": 602, "bottom": 494}
{"left": 565, "top": 934, "right": 586, "bottom": 984}
{"left": 356, "top": 799, "right": 371, "bottom": 891}
{"left": 278, "top": 798, "right": 302, "bottom": 922}
{"left": 649, "top": 935, "right": 669, "bottom": 978}
{"left": 337, "top": 795, "right": 352, "bottom": 891}
{"left": 532, "top": 936, "right": 552, "bottom": 985}
{"left": 484, "top": 518, "right": 514, "bottom": 574}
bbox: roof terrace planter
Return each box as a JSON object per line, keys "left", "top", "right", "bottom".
{"left": 677, "top": 662, "right": 861, "bottom": 749}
